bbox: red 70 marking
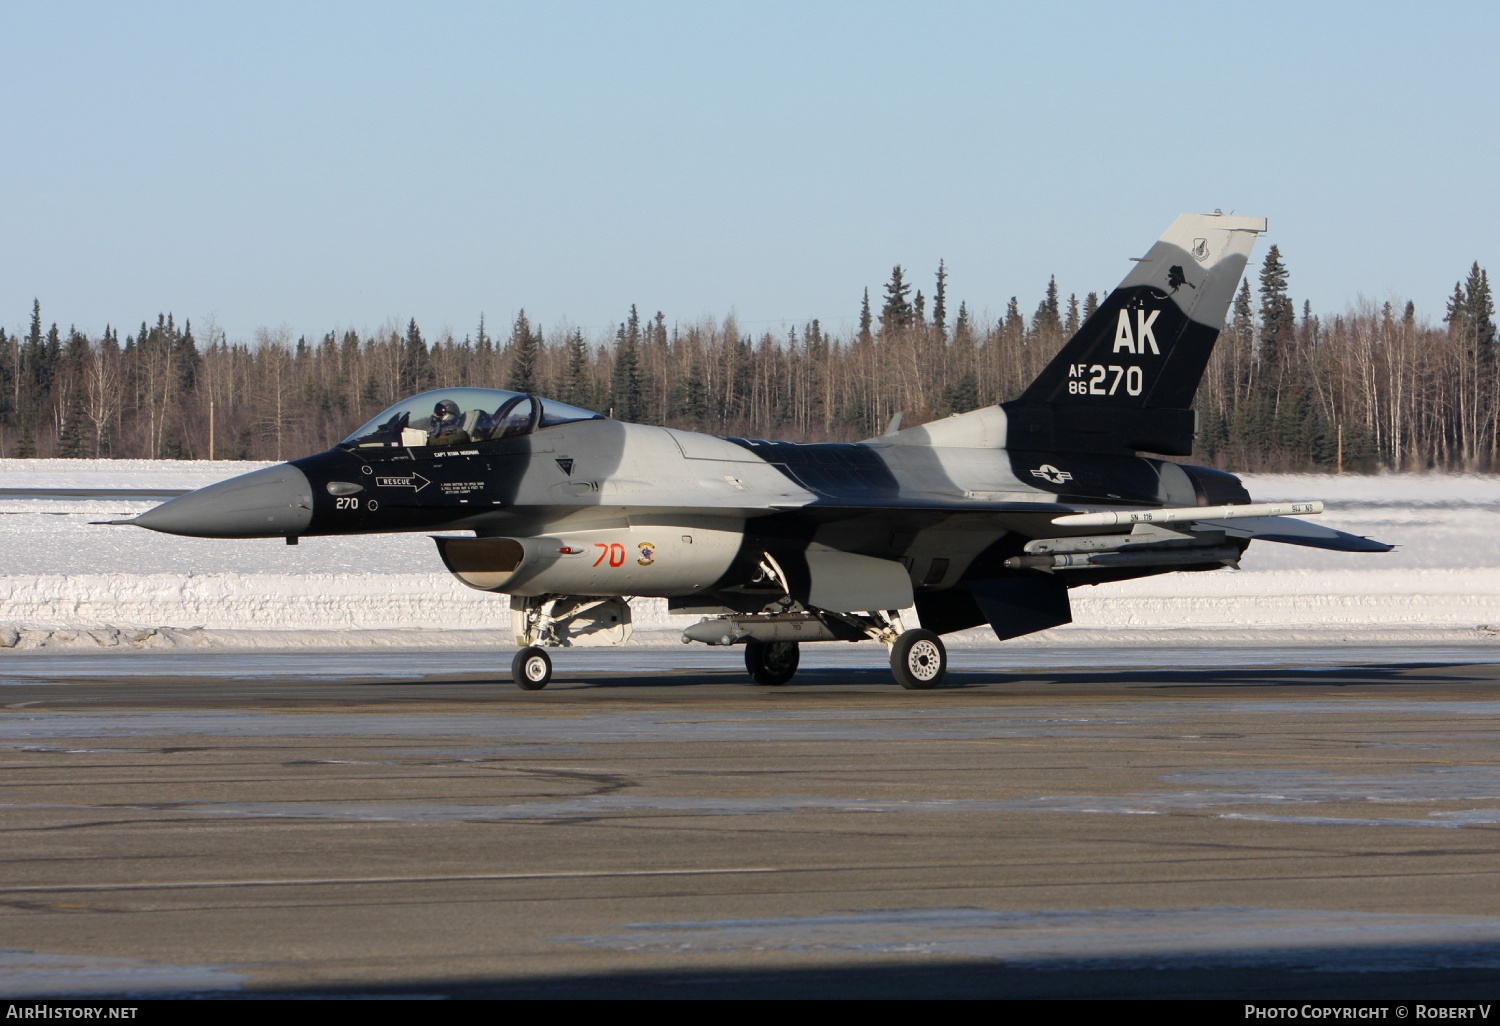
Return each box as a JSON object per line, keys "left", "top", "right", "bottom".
{"left": 593, "top": 543, "right": 627, "bottom": 568}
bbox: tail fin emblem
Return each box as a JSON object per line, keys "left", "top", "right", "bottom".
{"left": 1167, "top": 265, "right": 1197, "bottom": 293}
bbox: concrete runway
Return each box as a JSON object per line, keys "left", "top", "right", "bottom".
{"left": 6, "top": 652, "right": 1500, "bottom": 998}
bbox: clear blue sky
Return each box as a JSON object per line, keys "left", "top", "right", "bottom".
{"left": 1, "top": 1, "right": 1495, "bottom": 344}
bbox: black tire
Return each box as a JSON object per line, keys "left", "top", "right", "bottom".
{"left": 745, "top": 639, "right": 800, "bottom": 686}
{"left": 890, "top": 629, "right": 946, "bottom": 690}
{"left": 511, "top": 646, "right": 553, "bottom": 690}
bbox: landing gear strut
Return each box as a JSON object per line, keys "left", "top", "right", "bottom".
{"left": 512, "top": 646, "right": 553, "bottom": 690}
{"left": 890, "top": 629, "right": 946, "bottom": 690}
{"left": 745, "top": 639, "right": 800, "bottom": 686}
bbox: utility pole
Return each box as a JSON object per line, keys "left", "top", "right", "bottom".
{"left": 1336, "top": 423, "right": 1343, "bottom": 475}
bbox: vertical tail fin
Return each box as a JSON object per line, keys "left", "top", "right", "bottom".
{"left": 1004, "top": 212, "right": 1267, "bottom": 456}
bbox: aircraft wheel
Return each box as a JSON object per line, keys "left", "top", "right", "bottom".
{"left": 512, "top": 646, "right": 553, "bottom": 690}
{"left": 891, "top": 629, "right": 946, "bottom": 690}
{"left": 745, "top": 639, "right": 800, "bottom": 686}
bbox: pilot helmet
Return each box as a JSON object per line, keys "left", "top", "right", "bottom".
{"left": 434, "top": 399, "right": 460, "bottom": 419}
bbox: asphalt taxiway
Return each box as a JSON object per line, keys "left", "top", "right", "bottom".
{"left": 6, "top": 650, "right": 1500, "bottom": 998}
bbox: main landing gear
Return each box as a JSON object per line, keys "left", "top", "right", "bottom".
{"left": 745, "top": 639, "right": 800, "bottom": 686}
{"left": 705, "top": 617, "right": 945, "bottom": 689}
{"left": 889, "top": 629, "right": 946, "bottom": 690}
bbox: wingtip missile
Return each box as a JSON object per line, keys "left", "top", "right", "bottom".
{"left": 1053, "top": 501, "right": 1324, "bottom": 528}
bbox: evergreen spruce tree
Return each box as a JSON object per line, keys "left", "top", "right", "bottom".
{"left": 476, "top": 313, "right": 492, "bottom": 357}
{"left": 401, "top": 318, "right": 431, "bottom": 390}
{"left": 1446, "top": 281, "right": 1468, "bottom": 335}
{"left": 1004, "top": 298, "right": 1024, "bottom": 342}
{"left": 341, "top": 330, "right": 360, "bottom": 373}
{"left": 913, "top": 290, "right": 925, "bottom": 326}
{"left": 23, "top": 301, "right": 41, "bottom": 390}
{"left": 505, "top": 309, "right": 538, "bottom": 393}
{"left": 932, "top": 260, "right": 948, "bottom": 340}
{"left": 1301, "top": 300, "right": 1318, "bottom": 346}
{"left": 174, "top": 319, "right": 200, "bottom": 393}
{"left": 857, "top": 288, "right": 873, "bottom": 345}
{"left": 610, "top": 306, "right": 643, "bottom": 421}
{"left": 1031, "top": 276, "right": 1062, "bottom": 339}
{"left": 55, "top": 328, "right": 90, "bottom": 458}
{"left": 562, "top": 329, "right": 592, "bottom": 410}
{"left": 1462, "top": 262, "right": 1496, "bottom": 348}
{"left": 1082, "top": 292, "right": 1100, "bottom": 321}
{"left": 879, "top": 267, "right": 913, "bottom": 332}
{"left": 1257, "top": 245, "right": 1294, "bottom": 368}
{"left": 1064, "top": 293, "right": 1080, "bottom": 337}
{"left": 953, "top": 301, "right": 970, "bottom": 345}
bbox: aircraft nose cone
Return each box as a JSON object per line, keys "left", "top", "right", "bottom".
{"left": 131, "top": 464, "right": 314, "bottom": 538}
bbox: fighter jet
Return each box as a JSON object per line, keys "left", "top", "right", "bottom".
{"left": 121, "top": 212, "right": 1391, "bottom": 690}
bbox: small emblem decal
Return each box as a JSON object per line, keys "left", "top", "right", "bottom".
{"left": 1167, "top": 264, "right": 1197, "bottom": 294}
{"left": 555, "top": 458, "right": 574, "bottom": 476}
{"left": 1030, "top": 464, "right": 1073, "bottom": 485}
{"left": 1191, "top": 238, "right": 1210, "bottom": 261}
{"left": 637, "top": 542, "right": 656, "bottom": 566}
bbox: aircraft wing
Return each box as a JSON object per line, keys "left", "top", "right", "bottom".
{"left": 1197, "top": 515, "right": 1393, "bottom": 553}
{"left": 1049, "top": 501, "right": 1392, "bottom": 553}
{"left": 771, "top": 497, "right": 1393, "bottom": 553}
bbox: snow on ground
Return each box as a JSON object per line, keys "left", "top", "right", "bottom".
{"left": 1, "top": 459, "right": 1498, "bottom": 655}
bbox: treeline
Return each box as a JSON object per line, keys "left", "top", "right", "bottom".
{"left": 0, "top": 248, "right": 1493, "bottom": 471}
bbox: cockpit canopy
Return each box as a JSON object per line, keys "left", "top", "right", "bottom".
{"left": 340, "top": 388, "right": 603, "bottom": 449}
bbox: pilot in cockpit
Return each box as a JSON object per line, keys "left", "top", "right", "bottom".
{"left": 427, "top": 399, "right": 465, "bottom": 444}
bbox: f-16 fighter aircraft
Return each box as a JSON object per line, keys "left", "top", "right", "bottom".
{"left": 121, "top": 212, "right": 1391, "bottom": 690}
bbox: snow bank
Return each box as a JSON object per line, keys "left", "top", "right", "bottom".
{"left": 2, "top": 460, "right": 1498, "bottom": 653}
{"left": 0, "top": 458, "right": 276, "bottom": 491}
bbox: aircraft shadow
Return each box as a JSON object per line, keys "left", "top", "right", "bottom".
{"left": 344, "top": 662, "right": 1493, "bottom": 693}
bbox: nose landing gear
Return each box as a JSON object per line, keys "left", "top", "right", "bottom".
{"left": 511, "top": 646, "right": 553, "bottom": 690}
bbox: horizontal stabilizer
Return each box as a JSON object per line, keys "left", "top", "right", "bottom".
{"left": 1207, "top": 515, "right": 1393, "bottom": 553}
{"left": 1054, "top": 501, "right": 1323, "bottom": 527}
